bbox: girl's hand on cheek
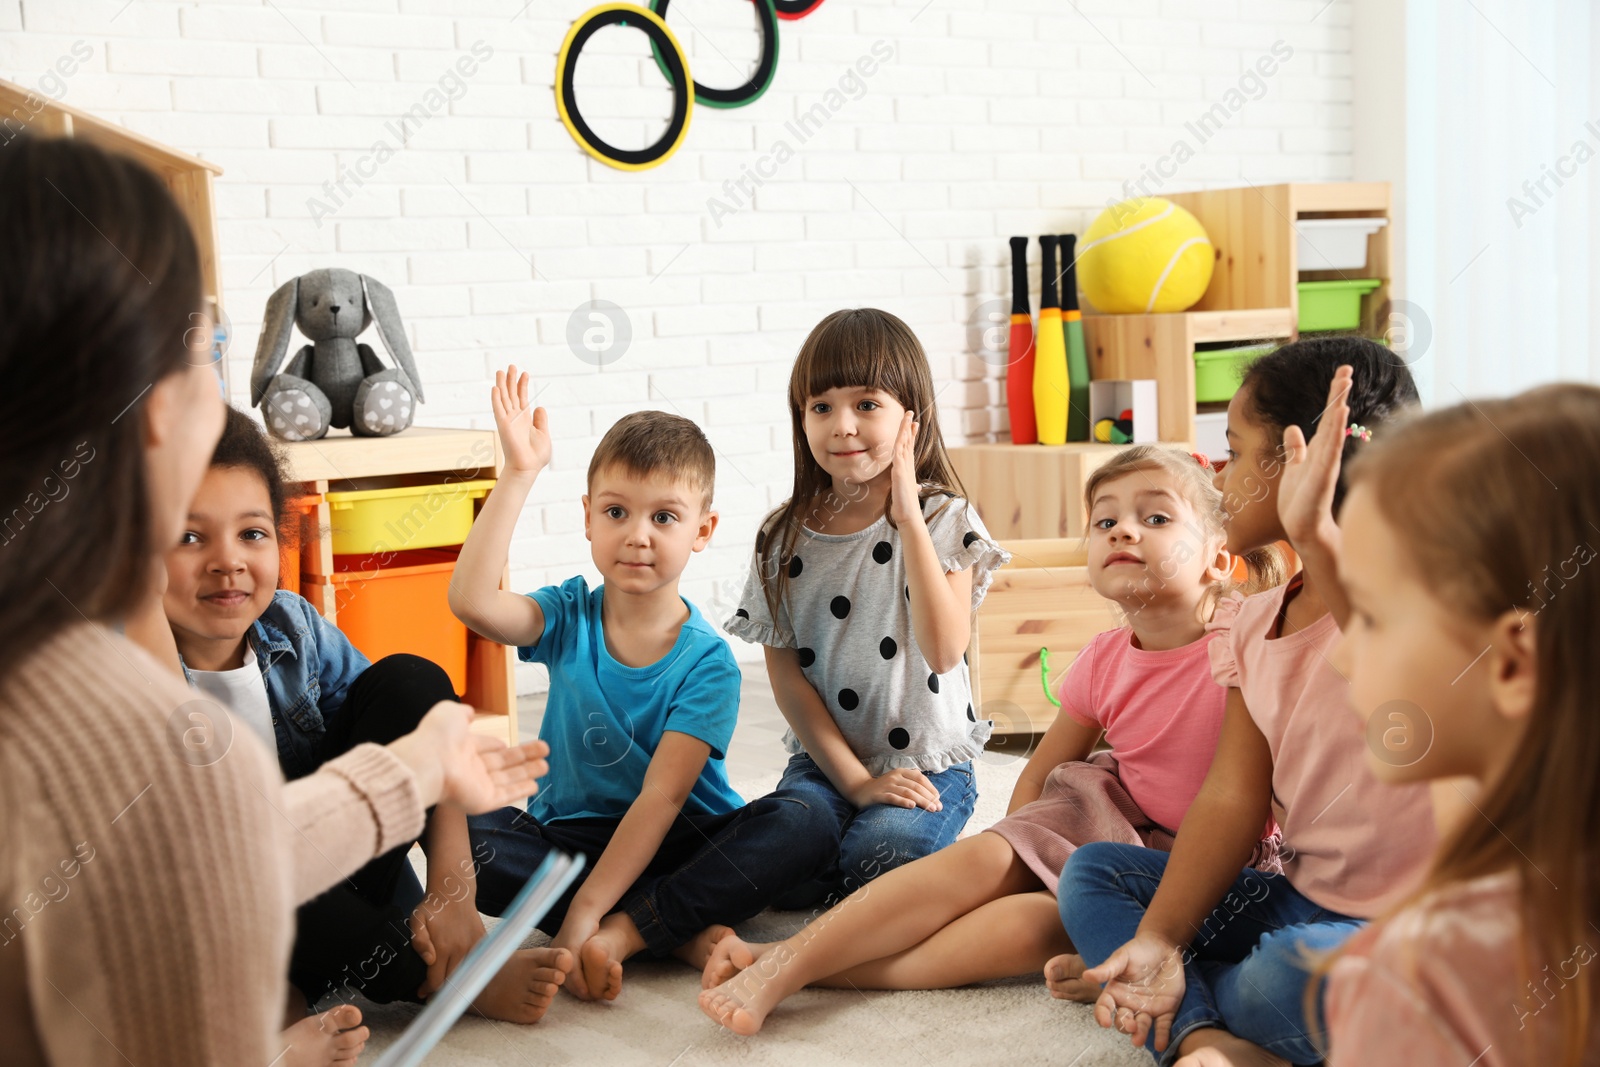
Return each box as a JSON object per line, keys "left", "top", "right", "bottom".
{"left": 887, "top": 410, "right": 922, "bottom": 525}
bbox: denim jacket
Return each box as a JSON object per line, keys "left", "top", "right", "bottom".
{"left": 179, "top": 590, "right": 369, "bottom": 779}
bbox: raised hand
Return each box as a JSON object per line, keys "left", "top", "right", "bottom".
{"left": 1277, "top": 363, "right": 1352, "bottom": 555}
{"left": 491, "top": 365, "right": 552, "bottom": 476}
{"left": 886, "top": 409, "right": 922, "bottom": 525}
{"left": 1081, "top": 932, "right": 1188, "bottom": 1052}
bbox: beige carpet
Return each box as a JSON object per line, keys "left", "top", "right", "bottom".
{"left": 353, "top": 748, "right": 1151, "bottom": 1067}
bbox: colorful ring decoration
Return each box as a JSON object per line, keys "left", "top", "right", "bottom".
{"left": 648, "top": 0, "right": 779, "bottom": 109}
{"left": 556, "top": 4, "right": 693, "bottom": 171}
{"left": 774, "top": 0, "right": 826, "bottom": 19}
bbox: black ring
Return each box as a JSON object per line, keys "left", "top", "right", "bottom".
{"left": 650, "top": 0, "right": 779, "bottom": 109}
{"left": 558, "top": 7, "right": 691, "bottom": 170}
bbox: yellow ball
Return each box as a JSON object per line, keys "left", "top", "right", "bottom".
{"left": 1079, "top": 198, "right": 1215, "bottom": 314}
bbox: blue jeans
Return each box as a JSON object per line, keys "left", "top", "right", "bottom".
{"left": 769, "top": 753, "right": 978, "bottom": 910}
{"left": 1059, "top": 842, "right": 1362, "bottom": 1067}
{"left": 468, "top": 789, "right": 838, "bottom": 956}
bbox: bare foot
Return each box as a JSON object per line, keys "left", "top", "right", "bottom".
{"left": 278, "top": 1004, "right": 367, "bottom": 1067}
{"left": 1043, "top": 952, "right": 1099, "bottom": 1003}
{"left": 577, "top": 929, "right": 627, "bottom": 1002}
{"left": 700, "top": 930, "right": 766, "bottom": 989}
{"left": 697, "top": 942, "right": 797, "bottom": 1036}
{"left": 471, "top": 946, "right": 572, "bottom": 1024}
{"left": 1173, "top": 1028, "right": 1289, "bottom": 1067}
{"left": 674, "top": 924, "right": 739, "bottom": 973}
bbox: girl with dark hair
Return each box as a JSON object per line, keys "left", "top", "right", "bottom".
{"left": 722, "top": 308, "right": 1010, "bottom": 909}
{"left": 1051, "top": 339, "right": 1436, "bottom": 1067}
{"left": 0, "top": 136, "right": 548, "bottom": 1067}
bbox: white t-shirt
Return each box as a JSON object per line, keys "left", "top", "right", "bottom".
{"left": 188, "top": 643, "right": 276, "bottom": 753}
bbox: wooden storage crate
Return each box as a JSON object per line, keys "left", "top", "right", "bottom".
{"left": 971, "top": 539, "right": 1120, "bottom": 737}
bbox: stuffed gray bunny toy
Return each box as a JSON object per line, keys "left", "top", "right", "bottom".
{"left": 250, "top": 268, "right": 425, "bottom": 441}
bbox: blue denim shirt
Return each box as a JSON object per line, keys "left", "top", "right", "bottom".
{"left": 179, "top": 590, "right": 369, "bottom": 779}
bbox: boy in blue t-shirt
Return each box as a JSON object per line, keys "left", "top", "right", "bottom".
{"left": 443, "top": 366, "right": 835, "bottom": 1008}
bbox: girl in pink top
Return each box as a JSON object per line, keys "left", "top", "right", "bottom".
{"left": 1053, "top": 339, "right": 1436, "bottom": 1067}
{"left": 698, "top": 447, "right": 1278, "bottom": 1036}
{"left": 1321, "top": 384, "right": 1600, "bottom": 1067}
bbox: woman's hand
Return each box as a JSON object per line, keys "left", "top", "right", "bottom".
{"left": 491, "top": 365, "right": 552, "bottom": 477}
{"left": 389, "top": 702, "right": 550, "bottom": 813}
{"left": 1277, "top": 363, "right": 1351, "bottom": 557}
{"left": 846, "top": 767, "right": 943, "bottom": 812}
{"left": 1082, "top": 932, "right": 1188, "bottom": 1052}
{"left": 886, "top": 410, "right": 923, "bottom": 526}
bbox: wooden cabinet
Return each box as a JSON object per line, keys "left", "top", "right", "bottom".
{"left": 280, "top": 428, "right": 518, "bottom": 744}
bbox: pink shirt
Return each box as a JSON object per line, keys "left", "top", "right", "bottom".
{"left": 1325, "top": 870, "right": 1596, "bottom": 1066}
{"left": 1058, "top": 598, "right": 1243, "bottom": 834}
{"left": 1209, "top": 582, "right": 1435, "bottom": 916}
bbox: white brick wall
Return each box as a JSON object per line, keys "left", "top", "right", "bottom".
{"left": 2, "top": 0, "right": 1354, "bottom": 690}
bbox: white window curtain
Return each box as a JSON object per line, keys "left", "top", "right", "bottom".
{"left": 1402, "top": 0, "right": 1600, "bottom": 404}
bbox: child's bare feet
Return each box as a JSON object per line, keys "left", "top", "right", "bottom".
{"left": 1043, "top": 952, "right": 1099, "bottom": 1003}
{"left": 697, "top": 942, "right": 797, "bottom": 1036}
{"left": 673, "top": 924, "right": 739, "bottom": 973}
{"left": 471, "top": 946, "right": 572, "bottom": 1024}
{"left": 1173, "top": 1028, "right": 1288, "bottom": 1067}
{"left": 700, "top": 930, "right": 764, "bottom": 989}
{"left": 575, "top": 915, "right": 637, "bottom": 1002}
{"left": 278, "top": 1004, "right": 367, "bottom": 1067}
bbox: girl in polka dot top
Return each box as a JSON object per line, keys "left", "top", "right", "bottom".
{"left": 725, "top": 308, "right": 1010, "bottom": 910}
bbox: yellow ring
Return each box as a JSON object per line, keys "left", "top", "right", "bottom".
{"left": 556, "top": 4, "right": 693, "bottom": 172}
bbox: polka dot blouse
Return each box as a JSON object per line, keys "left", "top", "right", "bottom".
{"left": 726, "top": 493, "right": 1011, "bottom": 775}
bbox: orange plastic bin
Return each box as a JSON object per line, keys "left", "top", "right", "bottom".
{"left": 304, "top": 547, "right": 467, "bottom": 695}
{"left": 278, "top": 493, "right": 323, "bottom": 595}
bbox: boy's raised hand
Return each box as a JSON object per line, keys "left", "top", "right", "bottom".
{"left": 492, "top": 365, "right": 552, "bottom": 476}
{"left": 1278, "top": 363, "right": 1351, "bottom": 555}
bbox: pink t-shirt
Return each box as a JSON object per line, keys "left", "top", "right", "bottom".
{"left": 1057, "top": 597, "right": 1243, "bottom": 834}
{"left": 1210, "top": 581, "right": 1435, "bottom": 917}
{"left": 1325, "top": 870, "right": 1596, "bottom": 1066}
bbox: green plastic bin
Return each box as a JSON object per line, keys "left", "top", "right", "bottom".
{"left": 1298, "top": 279, "right": 1382, "bottom": 332}
{"left": 1194, "top": 343, "right": 1276, "bottom": 404}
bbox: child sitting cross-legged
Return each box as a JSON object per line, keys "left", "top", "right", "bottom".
{"left": 162, "top": 407, "right": 565, "bottom": 1067}
{"left": 453, "top": 367, "right": 837, "bottom": 1005}
{"left": 697, "top": 445, "right": 1282, "bottom": 1036}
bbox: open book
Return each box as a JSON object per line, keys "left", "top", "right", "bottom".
{"left": 371, "top": 850, "right": 585, "bottom": 1067}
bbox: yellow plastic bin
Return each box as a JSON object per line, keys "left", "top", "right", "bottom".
{"left": 305, "top": 547, "right": 468, "bottom": 695}
{"left": 324, "top": 479, "right": 495, "bottom": 557}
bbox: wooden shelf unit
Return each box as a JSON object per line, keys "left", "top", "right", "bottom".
{"left": 0, "top": 76, "right": 229, "bottom": 396}
{"left": 280, "top": 427, "right": 518, "bottom": 744}
{"left": 1083, "top": 307, "right": 1296, "bottom": 446}
{"left": 1169, "top": 181, "right": 1394, "bottom": 336}
{"left": 957, "top": 182, "right": 1393, "bottom": 540}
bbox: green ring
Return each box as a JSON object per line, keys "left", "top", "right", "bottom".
{"left": 647, "top": 0, "right": 779, "bottom": 110}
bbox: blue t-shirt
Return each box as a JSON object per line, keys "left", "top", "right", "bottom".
{"left": 519, "top": 575, "right": 744, "bottom": 823}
